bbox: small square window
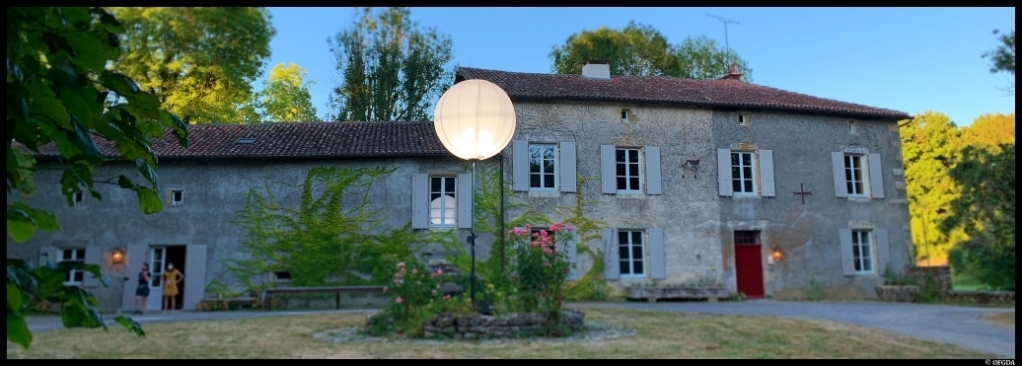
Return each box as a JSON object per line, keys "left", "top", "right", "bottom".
{"left": 621, "top": 109, "right": 630, "bottom": 121}
{"left": 848, "top": 121, "right": 857, "bottom": 134}
{"left": 272, "top": 271, "right": 292, "bottom": 282}
{"left": 738, "top": 114, "right": 748, "bottom": 126}
{"left": 72, "top": 191, "right": 85, "bottom": 206}
{"left": 171, "top": 190, "right": 184, "bottom": 206}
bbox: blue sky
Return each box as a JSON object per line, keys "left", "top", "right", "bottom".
{"left": 260, "top": 7, "right": 1015, "bottom": 126}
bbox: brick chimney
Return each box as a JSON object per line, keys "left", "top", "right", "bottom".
{"left": 720, "top": 63, "right": 743, "bottom": 81}
{"left": 582, "top": 60, "right": 610, "bottom": 80}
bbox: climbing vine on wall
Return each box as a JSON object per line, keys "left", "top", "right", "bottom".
{"left": 209, "top": 166, "right": 461, "bottom": 296}
{"left": 444, "top": 164, "right": 610, "bottom": 301}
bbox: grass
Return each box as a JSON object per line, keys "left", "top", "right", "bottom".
{"left": 7, "top": 308, "right": 1000, "bottom": 359}
{"left": 981, "top": 312, "right": 1015, "bottom": 328}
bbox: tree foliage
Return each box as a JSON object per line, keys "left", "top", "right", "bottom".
{"left": 940, "top": 144, "right": 1015, "bottom": 290}
{"left": 8, "top": 6, "right": 189, "bottom": 349}
{"left": 898, "top": 112, "right": 967, "bottom": 263}
{"left": 328, "top": 7, "right": 455, "bottom": 122}
{"left": 961, "top": 113, "right": 1015, "bottom": 151}
{"left": 109, "top": 7, "right": 275, "bottom": 123}
{"left": 983, "top": 28, "right": 1015, "bottom": 94}
{"left": 550, "top": 22, "right": 752, "bottom": 81}
{"left": 255, "top": 63, "right": 320, "bottom": 122}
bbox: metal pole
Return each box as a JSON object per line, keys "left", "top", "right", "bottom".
{"left": 469, "top": 161, "right": 477, "bottom": 307}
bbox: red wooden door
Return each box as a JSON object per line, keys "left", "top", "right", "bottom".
{"left": 735, "top": 244, "right": 765, "bottom": 298}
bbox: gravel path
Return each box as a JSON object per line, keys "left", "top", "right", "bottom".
{"left": 578, "top": 300, "right": 1015, "bottom": 359}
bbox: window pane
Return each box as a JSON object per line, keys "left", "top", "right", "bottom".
{"left": 863, "top": 260, "right": 872, "bottom": 272}
{"left": 632, "top": 231, "right": 643, "bottom": 244}
{"left": 851, "top": 232, "right": 859, "bottom": 244}
{"left": 544, "top": 160, "right": 555, "bottom": 174}
{"left": 854, "top": 259, "right": 862, "bottom": 271}
{"left": 633, "top": 261, "right": 644, "bottom": 275}
{"left": 620, "top": 261, "right": 631, "bottom": 275}
{"left": 733, "top": 181, "right": 742, "bottom": 192}
{"left": 619, "top": 246, "right": 629, "bottom": 260}
{"left": 62, "top": 250, "right": 73, "bottom": 260}
{"left": 446, "top": 208, "right": 456, "bottom": 224}
{"left": 854, "top": 181, "right": 863, "bottom": 194}
{"left": 632, "top": 245, "right": 643, "bottom": 259}
{"left": 853, "top": 157, "right": 862, "bottom": 169}
{"left": 861, "top": 242, "right": 871, "bottom": 257}
{"left": 617, "top": 177, "right": 627, "bottom": 189}
{"left": 847, "top": 182, "right": 854, "bottom": 194}
{"left": 853, "top": 167, "right": 862, "bottom": 181}
{"left": 731, "top": 153, "right": 739, "bottom": 166}
{"left": 619, "top": 232, "right": 629, "bottom": 244}
{"left": 431, "top": 178, "right": 441, "bottom": 192}
{"left": 531, "top": 161, "right": 540, "bottom": 173}
{"left": 445, "top": 178, "right": 455, "bottom": 192}
{"left": 629, "top": 178, "right": 639, "bottom": 189}
{"left": 431, "top": 193, "right": 440, "bottom": 201}
{"left": 544, "top": 175, "right": 555, "bottom": 188}
{"left": 742, "top": 153, "right": 751, "bottom": 165}
{"left": 744, "top": 180, "right": 753, "bottom": 192}
{"left": 853, "top": 245, "right": 860, "bottom": 257}
{"left": 616, "top": 149, "right": 625, "bottom": 162}
{"left": 732, "top": 167, "right": 740, "bottom": 178}
{"left": 629, "top": 163, "right": 639, "bottom": 176}
{"left": 530, "top": 175, "right": 540, "bottom": 188}
{"left": 844, "top": 155, "right": 851, "bottom": 168}
{"left": 617, "top": 163, "right": 626, "bottom": 176}
{"left": 544, "top": 148, "right": 554, "bottom": 160}
{"left": 743, "top": 167, "right": 752, "bottom": 178}
{"left": 629, "top": 150, "right": 638, "bottom": 161}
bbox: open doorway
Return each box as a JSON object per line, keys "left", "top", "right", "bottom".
{"left": 149, "top": 245, "right": 187, "bottom": 311}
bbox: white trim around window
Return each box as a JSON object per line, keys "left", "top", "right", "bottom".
{"left": 528, "top": 143, "right": 558, "bottom": 191}
{"left": 60, "top": 248, "right": 86, "bottom": 286}
{"left": 615, "top": 148, "right": 643, "bottom": 193}
{"left": 731, "top": 151, "right": 756, "bottom": 195}
{"left": 618, "top": 229, "right": 646, "bottom": 278}
{"left": 428, "top": 176, "right": 457, "bottom": 228}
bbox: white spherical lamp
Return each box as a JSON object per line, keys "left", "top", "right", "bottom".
{"left": 433, "top": 79, "right": 516, "bottom": 161}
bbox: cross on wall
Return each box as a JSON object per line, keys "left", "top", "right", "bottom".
{"left": 793, "top": 183, "right": 812, "bottom": 204}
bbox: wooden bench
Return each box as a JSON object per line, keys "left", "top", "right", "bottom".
{"left": 262, "top": 286, "right": 386, "bottom": 311}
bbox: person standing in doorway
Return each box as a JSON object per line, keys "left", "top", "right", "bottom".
{"left": 162, "top": 263, "right": 184, "bottom": 313}
{"left": 134, "top": 262, "right": 151, "bottom": 315}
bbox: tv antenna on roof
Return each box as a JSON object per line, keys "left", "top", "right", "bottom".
{"left": 707, "top": 14, "right": 740, "bottom": 67}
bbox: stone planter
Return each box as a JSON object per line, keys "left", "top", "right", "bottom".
{"left": 625, "top": 286, "right": 731, "bottom": 302}
{"left": 422, "top": 309, "right": 585, "bottom": 339}
{"left": 875, "top": 285, "right": 919, "bottom": 302}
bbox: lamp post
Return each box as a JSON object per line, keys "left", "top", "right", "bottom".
{"left": 432, "top": 79, "right": 517, "bottom": 308}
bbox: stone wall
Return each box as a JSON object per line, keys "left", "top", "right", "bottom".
{"left": 943, "top": 291, "right": 1015, "bottom": 305}
{"left": 423, "top": 310, "right": 585, "bottom": 340}
{"left": 904, "top": 266, "right": 953, "bottom": 293}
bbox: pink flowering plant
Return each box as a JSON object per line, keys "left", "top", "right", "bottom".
{"left": 365, "top": 260, "right": 473, "bottom": 337}
{"left": 502, "top": 223, "right": 574, "bottom": 315}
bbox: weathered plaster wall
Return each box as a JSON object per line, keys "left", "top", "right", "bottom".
{"left": 711, "top": 109, "right": 913, "bottom": 299}
{"left": 501, "top": 100, "right": 723, "bottom": 292}
{"left": 7, "top": 156, "right": 497, "bottom": 311}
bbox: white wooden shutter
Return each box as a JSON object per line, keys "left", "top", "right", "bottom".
{"left": 645, "top": 147, "right": 662, "bottom": 195}
{"left": 876, "top": 229, "right": 890, "bottom": 274}
{"left": 512, "top": 140, "right": 529, "bottom": 192}
{"left": 648, "top": 228, "right": 666, "bottom": 280}
{"left": 868, "top": 153, "right": 885, "bottom": 199}
{"left": 411, "top": 174, "right": 428, "bottom": 229}
{"left": 601, "top": 145, "right": 616, "bottom": 194}
{"left": 602, "top": 228, "right": 619, "bottom": 280}
{"left": 565, "top": 231, "right": 578, "bottom": 280}
{"left": 457, "top": 173, "right": 473, "bottom": 229}
{"left": 559, "top": 142, "right": 577, "bottom": 193}
{"left": 839, "top": 229, "right": 855, "bottom": 276}
{"left": 717, "top": 148, "right": 733, "bottom": 196}
{"left": 183, "top": 244, "right": 207, "bottom": 311}
{"left": 82, "top": 246, "right": 103, "bottom": 287}
{"left": 759, "top": 150, "right": 776, "bottom": 197}
{"left": 832, "top": 152, "right": 848, "bottom": 198}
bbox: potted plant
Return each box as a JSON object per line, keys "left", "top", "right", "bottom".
{"left": 876, "top": 266, "right": 919, "bottom": 303}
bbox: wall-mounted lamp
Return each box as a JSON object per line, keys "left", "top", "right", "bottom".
{"left": 771, "top": 248, "right": 783, "bottom": 262}
{"left": 111, "top": 248, "right": 125, "bottom": 264}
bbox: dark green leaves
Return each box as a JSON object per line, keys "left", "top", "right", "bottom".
{"left": 7, "top": 202, "right": 60, "bottom": 243}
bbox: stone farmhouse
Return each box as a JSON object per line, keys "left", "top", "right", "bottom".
{"left": 8, "top": 61, "right": 915, "bottom": 311}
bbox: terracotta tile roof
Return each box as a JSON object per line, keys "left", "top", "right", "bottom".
{"left": 22, "top": 121, "right": 452, "bottom": 160}
{"left": 457, "top": 67, "right": 911, "bottom": 120}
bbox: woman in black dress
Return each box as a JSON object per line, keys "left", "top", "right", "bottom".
{"left": 134, "top": 263, "right": 151, "bottom": 315}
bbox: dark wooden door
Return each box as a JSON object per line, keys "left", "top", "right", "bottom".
{"left": 735, "top": 244, "right": 765, "bottom": 298}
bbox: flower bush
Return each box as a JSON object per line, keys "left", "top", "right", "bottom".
{"left": 365, "top": 261, "right": 473, "bottom": 337}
